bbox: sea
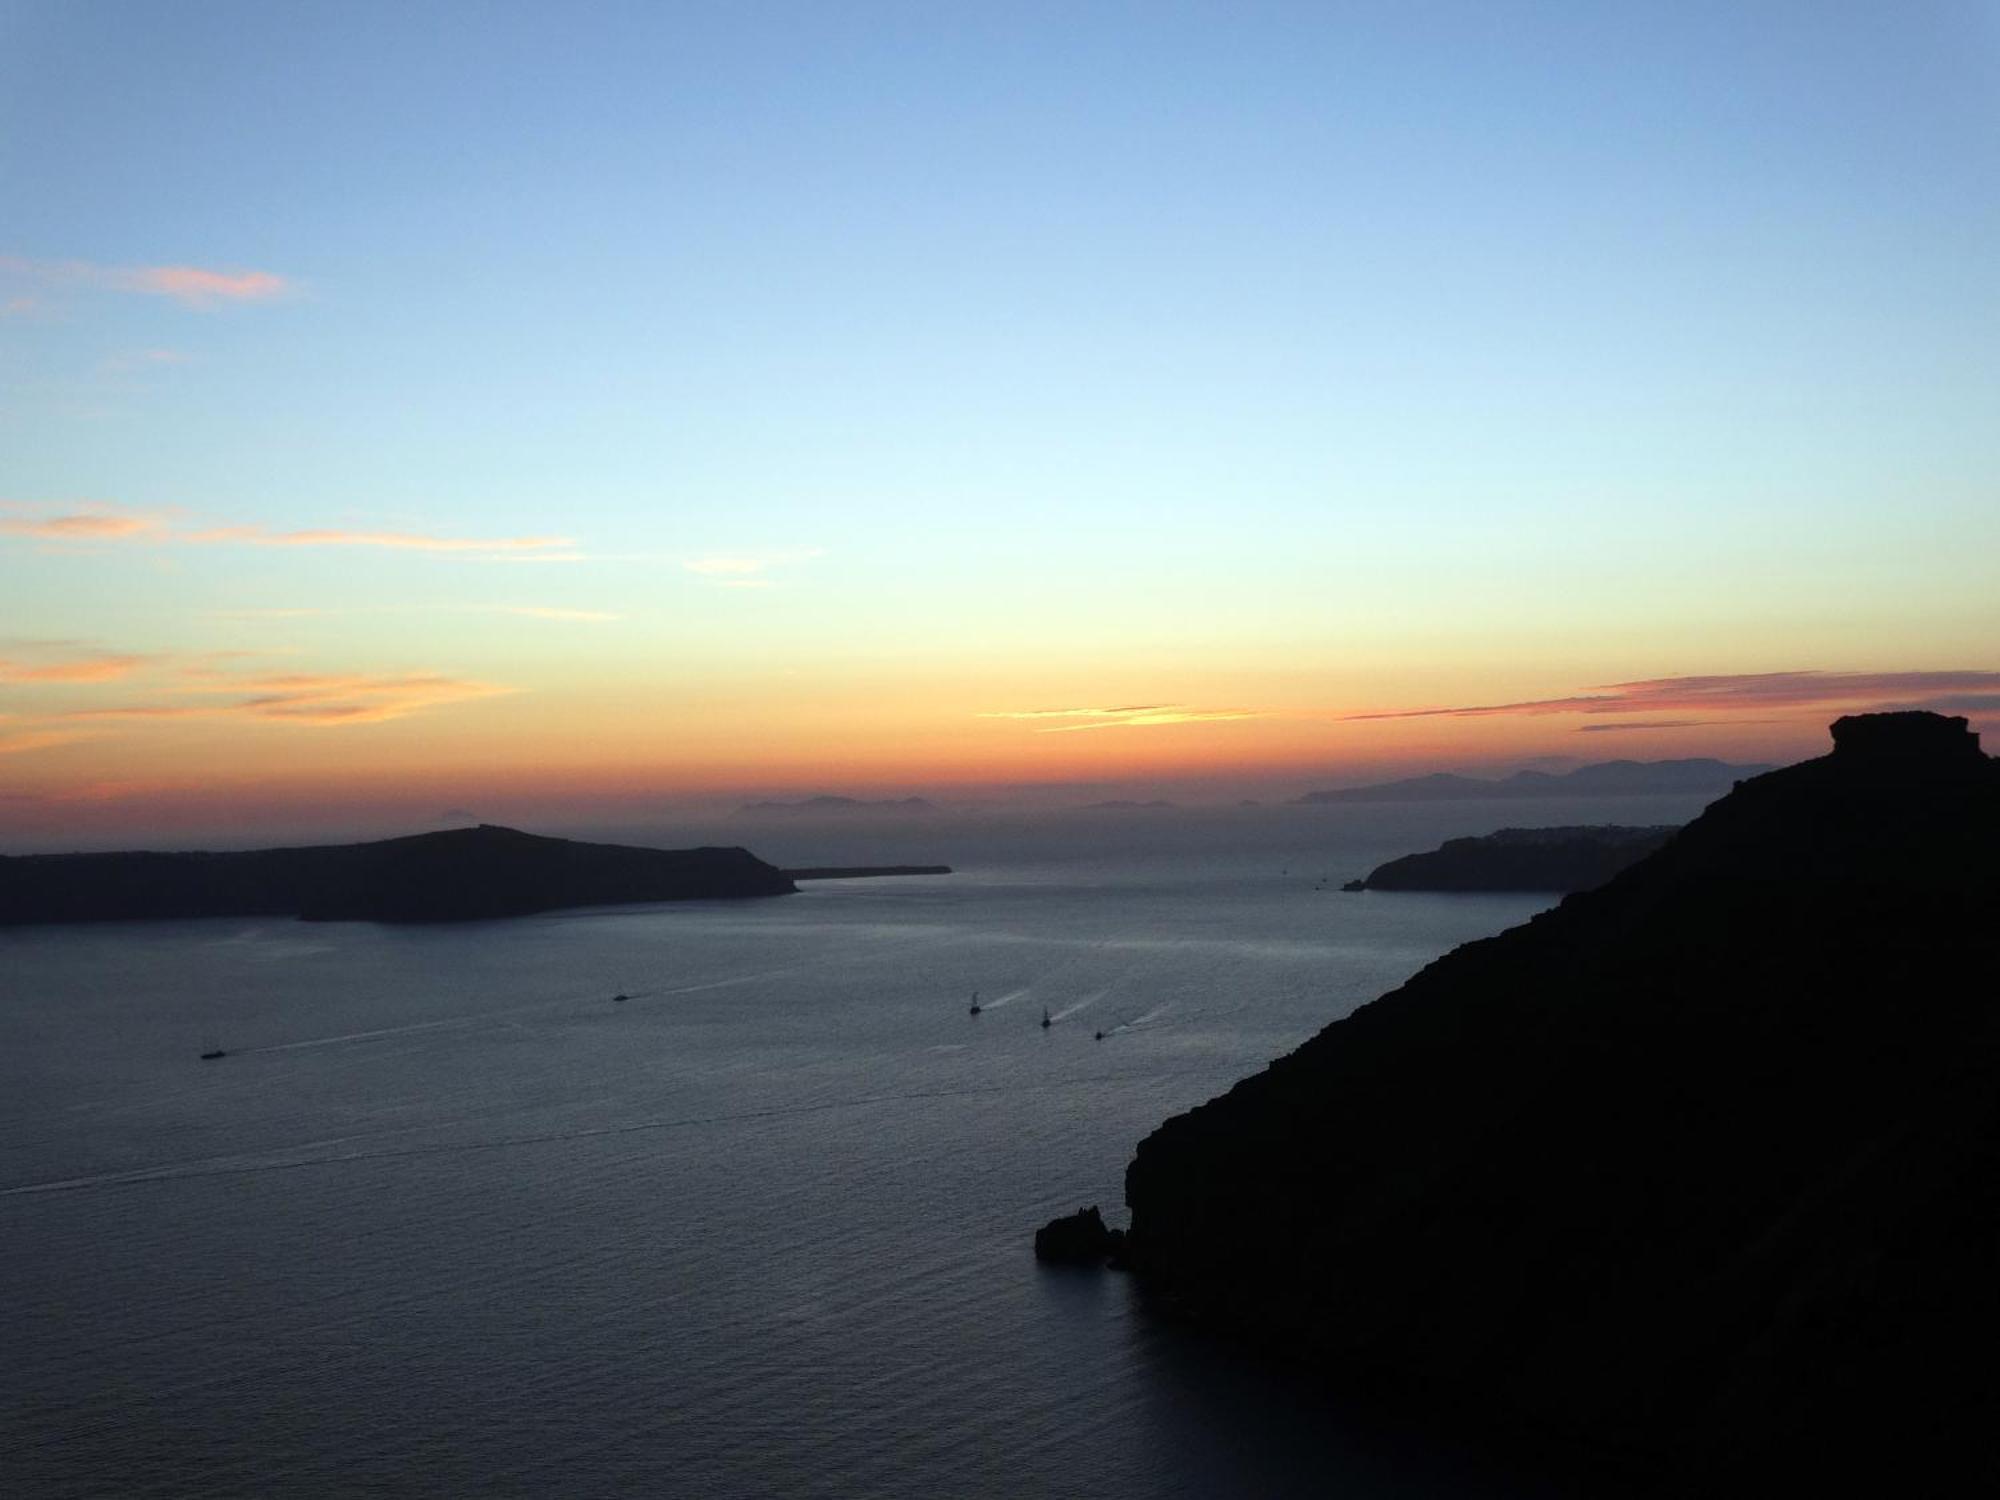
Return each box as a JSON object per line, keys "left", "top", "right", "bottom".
{"left": 0, "top": 798, "right": 1711, "bottom": 1498}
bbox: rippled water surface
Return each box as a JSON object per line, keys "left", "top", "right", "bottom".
{"left": 4, "top": 813, "right": 1645, "bottom": 1497}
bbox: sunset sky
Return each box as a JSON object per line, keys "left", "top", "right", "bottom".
{"left": 4, "top": 2, "right": 1996, "bottom": 843}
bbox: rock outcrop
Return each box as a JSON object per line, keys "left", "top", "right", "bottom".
{"left": 1122, "top": 713, "right": 2000, "bottom": 1489}
{"left": 1034, "top": 1206, "right": 1126, "bottom": 1265}
{"left": 0, "top": 824, "right": 797, "bottom": 925}
{"left": 1350, "top": 824, "right": 1677, "bottom": 893}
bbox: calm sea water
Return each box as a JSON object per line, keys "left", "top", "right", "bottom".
{"left": 1, "top": 802, "right": 1705, "bottom": 1497}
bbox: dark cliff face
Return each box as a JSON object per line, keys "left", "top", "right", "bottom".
{"left": 0, "top": 825, "right": 797, "bottom": 925}
{"left": 1125, "top": 713, "right": 2000, "bottom": 1487}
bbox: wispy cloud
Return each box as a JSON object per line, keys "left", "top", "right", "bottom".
{"left": 5, "top": 640, "right": 514, "bottom": 736}
{"left": 0, "top": 650, "right": 149, "bottom": 683}
{"left": 0, "top": 255, "right": 291, "bottom": 308}
{"left": 980, "top": 704, "right": 1261, "bottom": 733}
{"left": 982, "top": 705, "right": 1173, "bottom": 720}
{"left": 184, "top": 525, "right": 571, "bottom": 552}
{"left": 0, "top": 728, "right": 94, "bottom": 756}
{"left": 0, "top": 503, "right": 170, "bottom": 541}
{"left": 1575, "top": 720, "right": 1706, "bottom": 732}
{"left": 76, "top": 671, "right": 513, "bottom": 726}
{"left": 191, "top": 671, "right": 510, "bottom": 724}
{"left": 206, "top": 604, "right": 617, "bottom": 623}
{"left": 0, "top": 501, "right": 572, "bottom": 556}
{"left": 1343, "top": 671, "right": 2000, "bottom": 722}
{"left": 683, "top": 547, "right": 822, "bottom": 584}
{"left": 497, "top": 606, "right": 617, "bottom": 622}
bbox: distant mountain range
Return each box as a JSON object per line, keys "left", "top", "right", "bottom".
{"left": 738, "top": 796, "right": 937, "bottom": 814}
{"left": 1294, "top": 757, "right": 1773, "bottom": 803}
{"left": 1081, "top": 799, "right": 1176, "bottom": 810}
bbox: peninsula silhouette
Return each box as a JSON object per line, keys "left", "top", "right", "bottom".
{"left": 1345, "top": 824, "right": 1678, "bottom": 892}
{"left": 0, "top": 824, "right": 796, "bottom": 925}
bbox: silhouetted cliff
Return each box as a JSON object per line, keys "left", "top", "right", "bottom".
{"left": 1124, "top": 713, "right": 1999, "bottom": 1489}
{"left": 0, "top": 825, "right": 796, "bottom": 925}
{"left": 1352, "top": 824, "right": 1677, "bottom": 893}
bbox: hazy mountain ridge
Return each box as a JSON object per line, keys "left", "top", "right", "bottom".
{"left": 1121, "top": 714, "right": 2000, "bottom": 1488}
{"left": 1295, "top": 757, "right": 1772, "bottom": 803}
{"left": 738, "top": 796, "right": 937, "bottom": 814}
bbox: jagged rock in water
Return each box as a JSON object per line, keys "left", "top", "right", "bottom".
{"left": 1122, "top": 713, "right": 2000, "bottom": 1490}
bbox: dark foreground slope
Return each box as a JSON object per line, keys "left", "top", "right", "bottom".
{"left": 0, "top": 824, "right": 796, "bottom": 924}
{"left": 1125, "top": 713, "right": 2000, "bottom": 1489}
{"left": 1352, "top": 824, "right": 1677, "bottom": 893}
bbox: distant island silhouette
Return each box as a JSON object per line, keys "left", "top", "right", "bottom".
{"left": 1343, "top": 824, "right": 1677, "bottom": 892}
{"left": 1294, "top": 756, "right": 1771, "bottom": 803}
{"left": 0, "top": 824, "right": 796, "bottom": 925}
{"left": 738, "top": 795, "right": 937, "bottom": 814}
{"left": 784, "top": 865, "right": 952, "bottom": 881}
{"left": 1049, "top": 713, "right": 2000, "bottom": 1489}
{"left": 1081, "top": 799, "right": 1177, "bottom": 810}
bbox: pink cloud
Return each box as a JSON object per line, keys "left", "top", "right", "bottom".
{"left": 1344, "top": 671, "right": 2000, "bottom": 722}
{"left": 112, "top": 265, "right": 287, "bottom": 306}
{"left": 0, "top": 255, "right": 291, "bottom": 308}
{"left": 0, "top": 502, "right": 571, "bottom": 555}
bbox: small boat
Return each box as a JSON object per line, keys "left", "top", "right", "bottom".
{"left": 612, "top": 993, "right": 629, "bottom": 1003}
{"left": 1040, "top": 1007, "right": 1052, "bottom": 1029}
{"left": 968, "top": 990, "right": 981, "bottom": 1016}
{"left": 199, "top": 1049, "right": 226, "bottom": 1061}
{"left": 1093, "top": 1029, "right": 1104, "bottom": 1041}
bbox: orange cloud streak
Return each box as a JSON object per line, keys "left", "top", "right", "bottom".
{"left": 0, "top": 728, "right": 94, "bottom": 756}
{"left": 0, "top": 653, "right": 148, "bottom": 683}
{"left": 0, "top": 502, "right": 570, "bottom": 555}
{"left": 0, "top": 506, "right": 168, "bottom": 541}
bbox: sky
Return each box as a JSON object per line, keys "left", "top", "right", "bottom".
{"left": 3, "top": 1, "right": 1997, "bottom": 843}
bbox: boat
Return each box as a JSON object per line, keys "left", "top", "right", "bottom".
{"left": 1040, "top": 1007, "right": 1051, "bottom": 1029}
{"left": 612, "top": 993, "right": 629, "bottom": 1003}
{"left": 969, "top": 990, "right": 981, "bottom": 1016}
{"left": 199, "top": 1049, "right": 226, "bottom": 1061}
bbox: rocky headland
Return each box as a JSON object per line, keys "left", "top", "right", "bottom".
{"left": 1109, "top": 713, "right": 2000, "bottom": 1489}
{"left": 1347, "top": 824, "right": 1677, "bottom": 893}
{"left": 0, "top": 824, "right": 797, "bottom": 925}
